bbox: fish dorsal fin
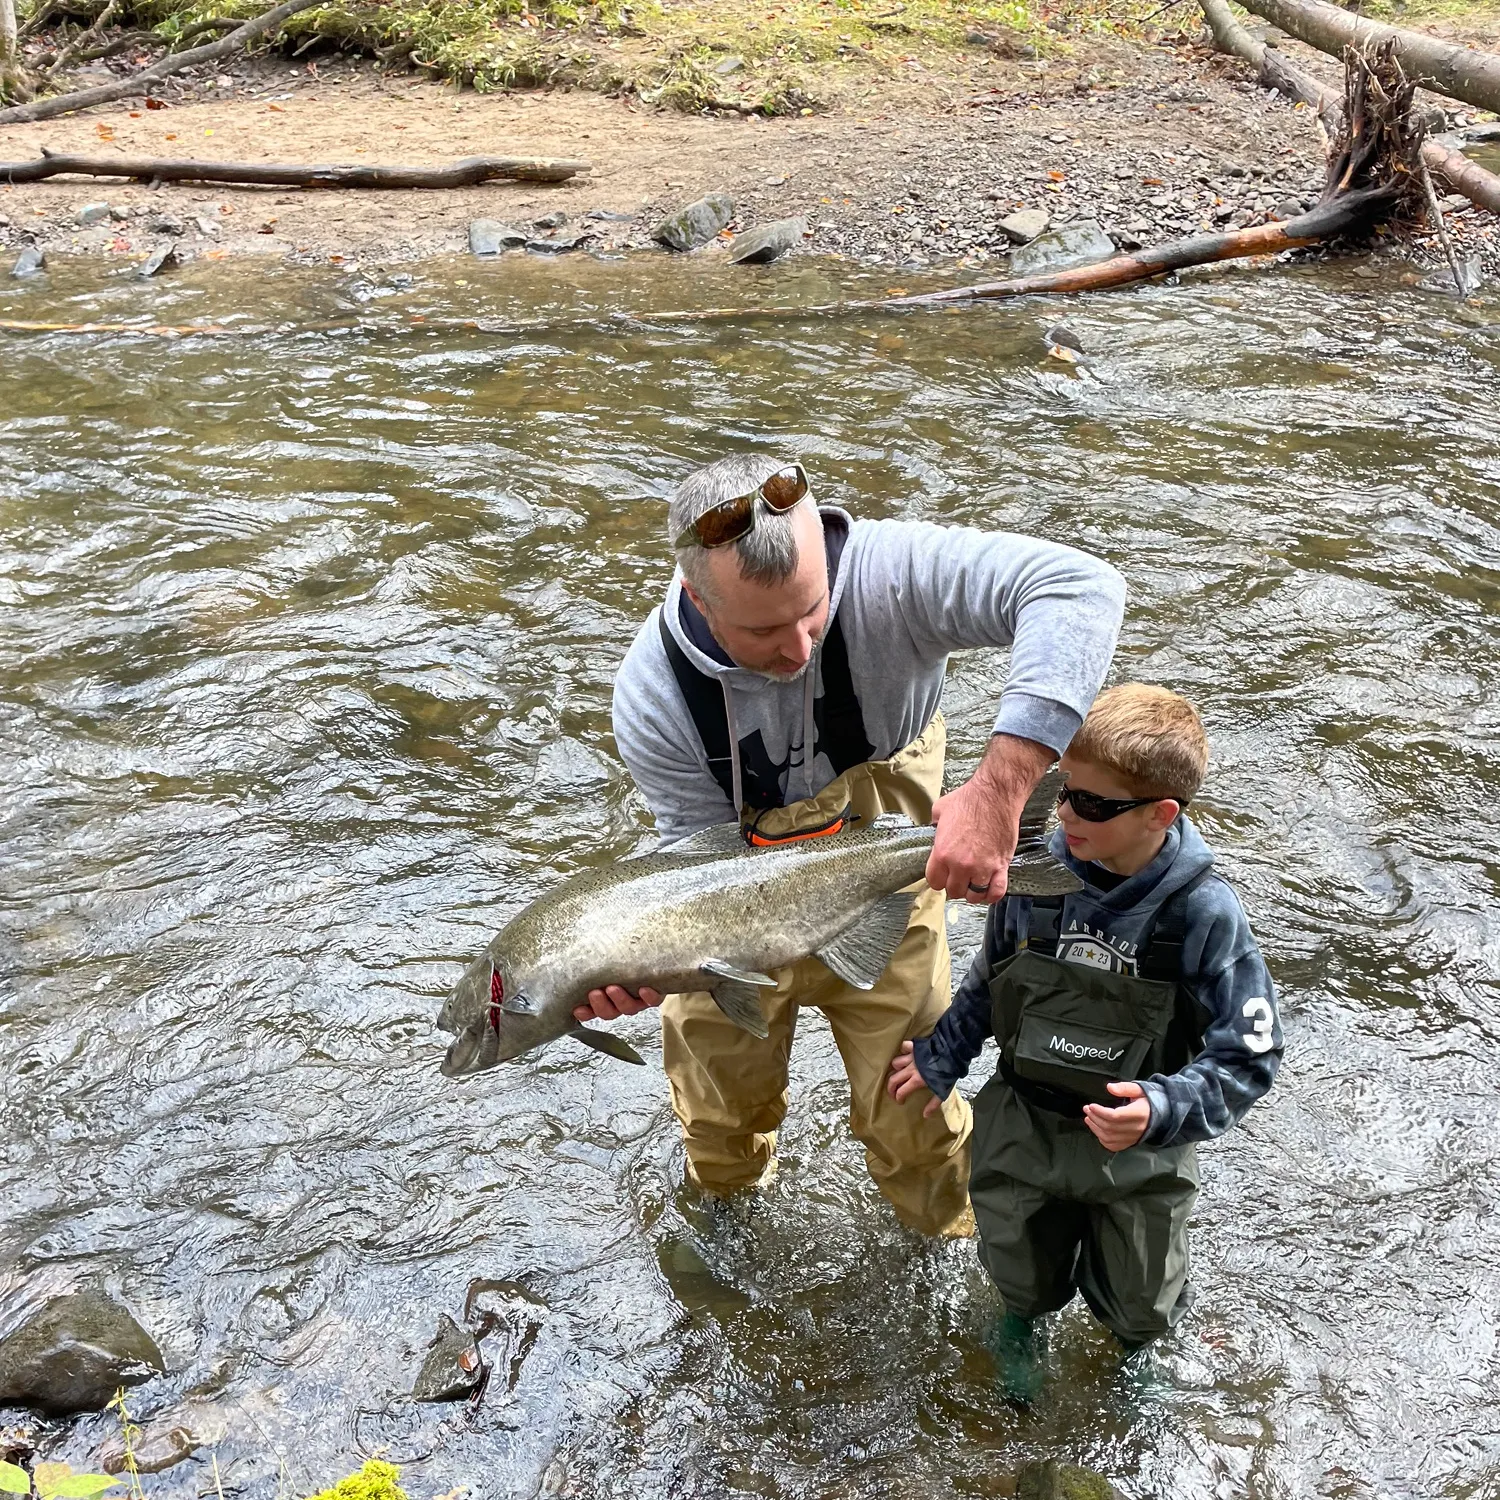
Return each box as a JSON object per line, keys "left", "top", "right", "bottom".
{"left": 864, "top": 811, "right": 917, "bottom": 833}
{"left": 700, "top": 961, "right": 773, "bottom": 1038}
{"left": 657, "top": 822, "right": 747, "bottom": 857}
{"left": 568, "top": 1026, "right": 646, "bottom": 1066}
{"left": 1015, "top": 766, "right": 1066, "bottom": 854}
{"left": 816, "top": 890, "right": 917, "bottom": 990}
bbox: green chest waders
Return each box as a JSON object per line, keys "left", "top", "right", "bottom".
{"left": 968, "top": 872, "right": 1212, "bottom": 1344}
{"left": 989, "top": 874, "right": 1211, "bottom": 1114}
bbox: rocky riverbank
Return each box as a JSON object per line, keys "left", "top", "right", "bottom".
{"left": 3, "top": 28, "right": 1496, "bottom": 285}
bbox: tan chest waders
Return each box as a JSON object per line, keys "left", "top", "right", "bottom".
{"left": 655, "top": 612, "right": 972, "bottom": 1237}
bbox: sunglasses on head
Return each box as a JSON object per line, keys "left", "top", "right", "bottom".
{"left": 1058, "top": 785, "right": 1177, "bottom": 823}
{"left": 673, "top": 463, "right": 810, "bottom": 551}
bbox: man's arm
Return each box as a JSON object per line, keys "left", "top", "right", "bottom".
{"left": 856, "top": 522, "right": 1126, "bottom": 901}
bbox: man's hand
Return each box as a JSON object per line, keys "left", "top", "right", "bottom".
{"left": 887, "top": 1040, "right": 943, "bottom": 1118}
{"left": 1082, "top": 1081, "right": 1151, "bottom": 1152}
{"left": 927, "top": 733, "right": 1054, "bottom": 904}
{"left": 572, "top": 985, "right": 664, "bottom": 1024}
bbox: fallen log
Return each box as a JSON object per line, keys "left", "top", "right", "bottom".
{"left": 1201, "top": 0, "right": 1337, "bottom": 125}
{"left": 1200, "top": 0, "right": 1500, "bottom": 215}
{"left": 1234, "top": 0, "right": 1500, "bottom": 116}
{"left": 0, "top": 148, "right": 590, "bottom": 187}
{"left": 0, "top": 0, "right": 325, "bottom": 124}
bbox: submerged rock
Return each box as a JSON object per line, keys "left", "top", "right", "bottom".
{"left": 1010, "top": 219, "right": 1117, "bottom": 276}
{"left": 727, "top": 216, "right": 808, "bottom": 265}
{"left": 97, "top": 1423, "right": 199, "bottom": 1475}
{"left": 652, "top": 191, "right": 735, "bottom": 252}
{"left": 0, "top": 1290, "right": 164, "bottom": 1416}
{"left": 138, "top": 243, "right": 181, "bottom": 279}
{"left": 1016, "top": 1460, "right": 1122, "bottom": 1500}
{"left": 998, "top": 208, "right": 1050, "bottom": 245}
{"left": 10, "top": 246, "right": 46, "bottom": 278}
{"left": 1418, "top": 254, "right": 1484, "bottom": 296}
{"left": 412, "top": 1313, "right": 484, "bottom": 1403}
{"left": 468, "top": 219, "right": 528, "bottom": 257}
{"left": 525, "top": 230, "right": 593, "bottom": 254}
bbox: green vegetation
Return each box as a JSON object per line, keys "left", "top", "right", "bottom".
{"left": 301, "top": 1461, "right": 406, "bottom": 1500}
{"left": 101, "top": 0, "right": 1062, "bottom": 111}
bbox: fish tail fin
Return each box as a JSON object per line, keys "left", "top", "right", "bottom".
{"left": 1016, "top": 766, "right": 1067, "bottom": 853}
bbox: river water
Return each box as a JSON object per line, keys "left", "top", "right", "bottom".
{"left": 1, "top": 252, "right": 1498, "bottom": 1499}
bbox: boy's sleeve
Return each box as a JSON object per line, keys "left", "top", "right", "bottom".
{"left": 910, "top": 905, "right": 1001, "bottom": 1100}
{"left": 1137, "top": 893, "right": 1283, "bottom": 1148}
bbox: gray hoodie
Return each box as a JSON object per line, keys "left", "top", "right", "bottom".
{"left": 612, "top": 507, "right": 1127, "bottom": 840}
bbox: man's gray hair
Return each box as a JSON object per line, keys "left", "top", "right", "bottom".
{"left": 669, "top": 454, "right": 815, "bottom": 602}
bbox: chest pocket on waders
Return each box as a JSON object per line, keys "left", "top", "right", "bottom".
{"left": 987, "top": 874, "right": 1209, "bottom": 1110}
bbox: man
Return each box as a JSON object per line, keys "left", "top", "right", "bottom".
{"left": 575, "top": 454, "right": 1125, "bottom": 1237}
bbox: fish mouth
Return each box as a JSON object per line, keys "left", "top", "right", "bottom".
{"left": 440, "top": 1028, "right": 486, "bottom": 1078}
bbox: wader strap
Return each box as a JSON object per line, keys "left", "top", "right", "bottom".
{"left": 998, "top": 1056, "right": 1086, "bottom": 1118}
{"left": 659, "top": 611, "right": 738, "bottom": 807}
{"left": 1022, "top": 898, "right": 1064, "bottom": 956}
{"left": 1138, "top": 868, "right": 1213, "bottom": 982}
{"left": 657, "top": 607, "right": 874, "bottom": 812}
{"left": 812, "top": 613, "right": 876, "bottom": 776}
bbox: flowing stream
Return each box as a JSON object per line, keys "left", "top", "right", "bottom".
{"left": 2, "top": 252, "right": 1498, "bottom": 1500}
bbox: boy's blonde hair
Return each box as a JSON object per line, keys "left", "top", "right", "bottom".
{"left": 1067, "top": 684, "right": 1208, "bottom": 804}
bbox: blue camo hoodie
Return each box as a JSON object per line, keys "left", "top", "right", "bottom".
{"left": 912, "top": 815, "right": 1282, "bottom": 1148}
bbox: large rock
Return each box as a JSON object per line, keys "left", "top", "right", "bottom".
{"left": 468, "top": 219, "right": 528, "bottom": 257}
{"left": 76, "top": 202, "right": 112, "bottom": 227}
{"left": 727, "top": 216, "right": 808, "bottom": 265}
{"left": 11, "top": 246, "right": 46, "bottom": 278}
{"left": 998, "top": 208, "right": 1051, "bottom": 245}
{"left": 652, "top": 192, "right": 735, "bottom": 251}
{"left": 0, "top": 1291, "right": 164, "bottom": 1416}
{"left": 412, "top": 1313, "right": 484, "bottom": 1403}
{"left": 1010, "top": 219, "right": 1117, "bottom": 276}
{"left": 1016, "top": 1460, "right": 1122, "bottom": 1500}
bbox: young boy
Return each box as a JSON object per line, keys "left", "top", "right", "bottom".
{"left": 888, "top": 684, "right": 1281, "bottom": 1396}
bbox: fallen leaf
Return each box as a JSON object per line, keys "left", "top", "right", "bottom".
{"left": 204, "top": 129, "right": 214, "bottom": 136}
{"left": 258, "top": 218, "right": 277, "bottom": 233}
{"left": 1047, "top": 169, "right": 1066, "bottom": 181}
{"left": 129, "top": 111, "right": 140, "bottom": 118}
{"left": 164, "top": 133, "right": 177, "bottom": 140}
{"left": 109, "top": 236, "right": 129, "bottom": 252}
{"left": 145, "top": 96, "right": 167, "bottom": 110}
{"left": 1141, "top": 176, "right": 1163, "bottom": 186}
{"left": 205, "top": 248, "right": 229, "bottom": 259}
{"left": 268, "top": 103, "right": 284, "bottom": 112}
{"left": 96, "top": 124, "right": 115, "bottom": 140}
{"left": 885, "top": 286, "right": 908, "bottom": 294}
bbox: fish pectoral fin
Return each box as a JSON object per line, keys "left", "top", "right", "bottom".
{"left": 701, "top": 958, "right": 777, "bottom": 987}
{"left": 657, "top": 822, "right": 747, "bottom": 857}
{"left": 568, "top": 1026, "right": 647, "bottom": 1066}
{"left": 501, "top": 991, "right": 541, "bottom": 1016}
{"left": 706, "top": 979, "right": 772, "bottom": 1039}
{"left": 816, "top": 890, "right": 917, "bottom": 990}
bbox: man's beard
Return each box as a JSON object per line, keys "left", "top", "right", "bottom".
{"left": 751, "top": 659, "right": 813, "bottom": 684}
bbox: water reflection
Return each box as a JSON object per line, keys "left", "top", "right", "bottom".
{"left": 1, "top": 255, "right": 1498, "bottom": 1498}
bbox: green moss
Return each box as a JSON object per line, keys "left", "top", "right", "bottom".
{"left": 303, "top": 1460, "right": 408, "bottom": 1500}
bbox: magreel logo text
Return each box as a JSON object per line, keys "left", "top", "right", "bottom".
{"left": 1049, "top": 1034, "right": 1125, "bottom": 1063}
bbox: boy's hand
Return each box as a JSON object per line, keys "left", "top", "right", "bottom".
{"left": 887, "top": 1040, "right": 943, "bottom": 1117}
{"left": 1082, "top": 1081, "right": 1150, "bottom": 1152}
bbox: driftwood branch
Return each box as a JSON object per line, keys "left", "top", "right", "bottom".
{"left": 1234, "top": 0, "right": 1500, "bottom": 116}
{"left": 0, "top": 0, "right": 325, "bottom": 124}
{"left": 0, "top": 148, "right": 590, "bottom": 187}
{"left": 42, "top": 0, "right": 120, "bottom": 78}
{"left": 1199, "top": 0, "right": 1500, "bottom": 216}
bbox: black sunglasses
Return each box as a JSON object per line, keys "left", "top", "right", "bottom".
{"left": 673, "top": 463, "right": 810, "bottom": 551}
{"left": 1058, "top": 785, "right": 1174, "bottom": 823}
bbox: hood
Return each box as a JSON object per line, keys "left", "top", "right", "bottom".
{"left": 1046, "top": 814, "right": 1216, "bottom": 954}
{"left": 661, "top": 504, "right": 854, "bottom": 685}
